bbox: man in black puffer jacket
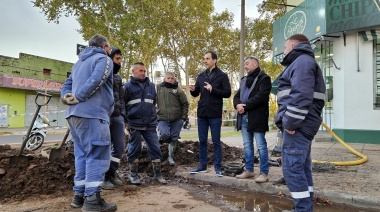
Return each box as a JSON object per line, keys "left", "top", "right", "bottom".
{"left": 275, "top": 34, "right": 326, "bottom": 212}
{"left": 103, "top": 47, "right": 126, "bottom": 189}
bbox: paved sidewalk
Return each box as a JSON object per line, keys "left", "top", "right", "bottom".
{"left": 176, "top": 130, "right": 380, "bottom": 210}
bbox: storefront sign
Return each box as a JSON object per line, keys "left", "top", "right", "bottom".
{"left": 327, "top": 0, "right": 380, "bottom": 33}
{"left": 0, "top": 74, "right": 63, "bottom": 93}
{"left": 284, "top": 11, "right": 307, "bottom": 40}
{"left": 273, "top": 0, "right": 380, "bottom": 55}
{"left": 272, "top": 0, "right": 326, "bottom": 56}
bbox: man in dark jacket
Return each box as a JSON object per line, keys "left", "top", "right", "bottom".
{"left": 103, "top": 47, "right": 126, "bottom": 190}
{"left": 189, "top": 51, "right": 231, "bottom": 176}
{"left": 233, "top": 57, "right": 271, "bottom": 183}
{"left": 124, "top": 62, "right": 166, "bottom": 185}
{"left": 275, "top": 34, "right": 326, "bottom": 211}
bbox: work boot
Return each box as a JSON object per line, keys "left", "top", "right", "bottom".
{"left": 101, "top": 181, "right": 115, "bottom": 190}
{"left": 82, "top": 192, "right": 117, "bottom": 212}
{"left": 255, "top": 173, "right": 269, "bottom": 183}
{"left": 273, "top": 176, "right": 286, "bottom": 185}
{"left": 70, "top": 193, "right": 84, "bottom": 208}
{"left": 108, "top": 174, "right": 123, "bottom": 186}
{"left": 168, "top": 141, "right": 176, "bottom": 166}
{"left": 152, "top": 159, "right": 167, "bottom": 184}
{"left": 129, "top": 160, "right": 141, "bottom": 185}
{"left": 236, "top": 171, "right": 255, "bottom": 179}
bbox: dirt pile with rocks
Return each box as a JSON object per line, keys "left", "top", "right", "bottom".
{"left": 0, "top": 140, "right": 243, "bottom": 203}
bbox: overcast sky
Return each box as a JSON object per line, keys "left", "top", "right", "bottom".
{"left": 0, "top": 0, "right": 259, "bottom": 64}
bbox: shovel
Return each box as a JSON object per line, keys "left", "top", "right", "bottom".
{"left": 49, "top": 128, "right": 71, "bottom": 161}
{"left": 9, "top": 92, "right": 52, "bottom": 165}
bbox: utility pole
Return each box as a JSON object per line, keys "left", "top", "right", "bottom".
{"left": 239, "top": 0, "right": 245, "bottom": 79}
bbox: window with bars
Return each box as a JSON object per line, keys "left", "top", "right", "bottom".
{"left": 375, "top": 39, "right": 380, "bottom": 109}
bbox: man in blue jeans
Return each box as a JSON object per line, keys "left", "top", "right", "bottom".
{"left": 233, "top": 57, "right": 272, "bottom": 183}
{"left": 189, "top": 51, "right": 231, "bottom": 176}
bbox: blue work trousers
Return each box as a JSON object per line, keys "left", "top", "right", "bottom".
{"left": 108, "top": 115, "right": 125, "bottom": 175}
{"left": 157, "top": 119, "right": 183, "bottom": 142}
{"left": 241, "top": 114, "right": 269, "bottom": 174}
{"left": 68, "top": 116, "right": 111, "bottom": 197}
{"left": 126, "top": 128, "right": 162, "bottom": 163}
{"left": 198, "top": 117, "right": 222, "bottom": 170}
{"left": 282, "top": 131, "right": 314, "bottom": 212}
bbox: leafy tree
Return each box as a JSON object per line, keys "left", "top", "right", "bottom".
{"left": 32, "top": 0, "right": 286, "bottom": 125}
{"left": 247, "top": 2, "right": 286, "bottom": 128}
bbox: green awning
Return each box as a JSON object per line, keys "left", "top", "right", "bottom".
{"left": 360, "top": 29, "right": 380, "bottom": 41}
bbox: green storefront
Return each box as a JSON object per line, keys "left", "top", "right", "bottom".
{"left": 0, "top": 53, "right": 73, "bottom": 128}
{"left": 273, "top": 0, "right": 380, "bottom": 143}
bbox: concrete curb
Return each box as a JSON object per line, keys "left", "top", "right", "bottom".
{"left": 175, "top": 171, "right": 380, "bottom": 210}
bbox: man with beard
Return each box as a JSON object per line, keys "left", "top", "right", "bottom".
{"left": 233, "top": 57, "right": 271, "bottom": 183}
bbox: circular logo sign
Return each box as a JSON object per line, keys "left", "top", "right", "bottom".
{"left": 284, "top": 11, "right": 307, "bottom": 40}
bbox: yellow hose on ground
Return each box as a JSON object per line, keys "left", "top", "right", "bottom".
{"left": 312, "top": 122, "right": 368, "bottom": 166}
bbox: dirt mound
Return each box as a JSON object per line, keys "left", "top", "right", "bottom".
{"left": 0, "top": 139, "right": 243, "bottom": 203}
{"left": 0, "top": 145, "right": 75, "bottom": 202}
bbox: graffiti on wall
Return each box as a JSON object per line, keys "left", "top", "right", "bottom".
{"left": 0, "top": 104, "right": 8, "bottom": 127}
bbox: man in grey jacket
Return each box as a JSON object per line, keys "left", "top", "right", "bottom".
{"left": 61, "top": 34, "right": 116, "bottom": 212}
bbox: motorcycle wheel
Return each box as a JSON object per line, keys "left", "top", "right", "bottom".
{"left": 25, "top": 134, "right": 45, "bottom": 151}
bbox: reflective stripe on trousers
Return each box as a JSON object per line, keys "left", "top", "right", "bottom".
{"left": 282, "top": 131, "right": 314, "bottom": 212}
{"left": 68, "top": 116, "right": 111, "bottom": 196}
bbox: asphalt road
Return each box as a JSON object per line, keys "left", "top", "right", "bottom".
{"left": 0, "top": 134, "right": 70, "bottom": 145}
{"left": 0, "top": 126, "right": 235, "bottom": 145}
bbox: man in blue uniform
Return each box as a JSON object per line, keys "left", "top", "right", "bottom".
{"left": 61, "top": 34, "right": 117, "bottom": 212}
{"left": 124, "top": 62, "right": 167, "bottom": 185}
{"left": 275, "top": 34, "right": 326, "bottom": 211}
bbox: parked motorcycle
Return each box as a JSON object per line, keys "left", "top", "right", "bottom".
{"left": 24, "top": 114, "right": 56, "bottom": 151}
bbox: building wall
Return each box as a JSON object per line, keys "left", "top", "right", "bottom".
{"left": 0, "top": 53, "right": 72, "bottom": 82}
{"left": 0, "top": 87, "right": 27, "bottom": 128}
{"left": 0, "top": 53, "right": 73, "bottom": 128}
{"left": 332, "top": 32, "right": 380, "bottom": 143}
